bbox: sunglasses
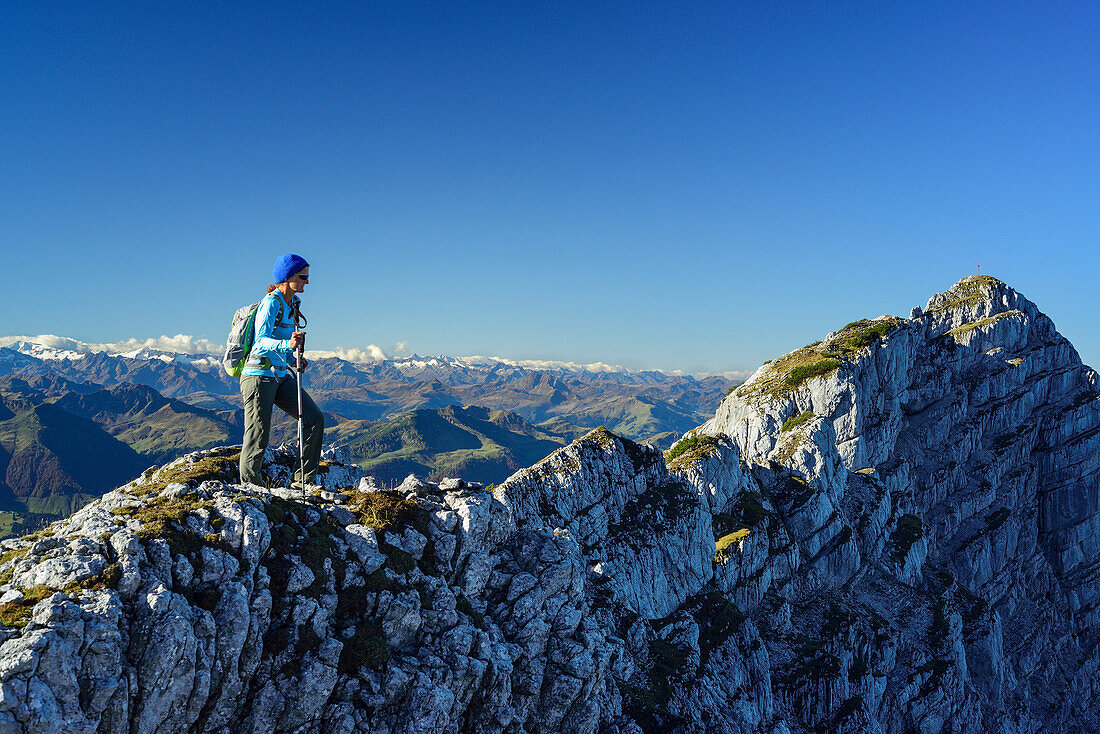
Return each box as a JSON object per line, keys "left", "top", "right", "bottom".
{"left": 294, "top": 273, "right": 310, "bottom": 281}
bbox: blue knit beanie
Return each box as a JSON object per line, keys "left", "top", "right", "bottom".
{"left": 273, "top": 253, "right": 309, "bottom": 283}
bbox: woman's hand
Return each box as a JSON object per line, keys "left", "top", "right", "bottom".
{"left": 289, "top": 331, "right": 306, "bottom": 349}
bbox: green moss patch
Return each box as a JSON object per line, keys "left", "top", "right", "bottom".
{"left": 714, "top": 529, "right": 751, "bottom": 563}
{"left": 0, "top": 584, "right": 55, "bottom": 628}
{"left": 839, "top": 319, "right": 899, "bottom": 352}
{"left": 138, "top": 448, "right": 240, "bottom": 496}
{"left": 781, "top": 411, "right": 814, "bottom": 432}
{"left": 0, "top": 547, "right": 29, "bottom": 573}
{"left": 772, "top": 476, "right": 816, "bottom": 511}
{"left": 735, "top": 315, "right": 905, "bottom": 402}
{"left": 63, "top": 563, "right": 122, "bottom": 594}
{"left": 263, "top": 499, "right": 345, "bottom": 599}
{"left": 785, "top": 359, "right": 840, "bottom": 389}
{"left": 610, "top": 479, "right": 699, "bottom": 543}
{"left": 0, "top": 565, "right": 126, "bottom": 629}
{"left": 774, "top": 433, "right": 806, "bottom": 464}
{"left": 731, "top": 491, "right": 771, "bottom": 528}
{"left": 665, "top": 434, "right": 721, "bottom": 468}
{"left": 0, "top": 563, "right": 124, "bottom": 625}
{"left": 113, "top": 495, "right": 216, "bottom": 557}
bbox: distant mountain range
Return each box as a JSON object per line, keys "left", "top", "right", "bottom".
{"left": 0, "top": 337, "right": 739, "bottom": 534}
{"left": 0, "top": 338, "right": 735, "bottom": 441}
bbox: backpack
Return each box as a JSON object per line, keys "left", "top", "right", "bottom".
{"left": 222, "top": 296, "right": 285, "bottom": 376}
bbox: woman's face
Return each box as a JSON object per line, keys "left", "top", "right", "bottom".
{"left": 289, "top": 267, "right": 310, "bottom": 294}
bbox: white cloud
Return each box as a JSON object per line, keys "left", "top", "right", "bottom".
{"left": 0, "top": 335, "right": 91, "bottom": 353}
{"left": 108, "top": 334, "right": 222, "bottom": 355}
{"left": 664, "top": 368, "right": 756, "bottom": 381}
{"left": 393, "top": 341, "right": 411, "bottom": 356}
{"left": 307, "top": 345, "right": 388, "bottom": 363}
{"left": 0, "top": 334, "right": 221, "bottom": 357}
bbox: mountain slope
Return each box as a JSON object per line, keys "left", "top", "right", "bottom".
{"left": 50, "top": 381, "right": 243, "bottom": 463}
{"left": 327, "top": 405, "right": 567, "bottom": 485}
{"left": 0, "top": 378, "right": 239, "bottom": 534}
{"left": 0, "top": 395, "right": 147, "bottom": 519}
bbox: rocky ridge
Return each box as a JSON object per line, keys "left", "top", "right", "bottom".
{"left": 0, "top": 276, "right": 1096, "bottom": 733}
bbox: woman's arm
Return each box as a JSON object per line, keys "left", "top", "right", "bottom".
{"left": 251, "top": 296, "right": 290, "bottom": 359}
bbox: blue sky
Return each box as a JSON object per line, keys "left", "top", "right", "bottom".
{"left": 4, "top": 1, "right": 1099, "bottom": 374}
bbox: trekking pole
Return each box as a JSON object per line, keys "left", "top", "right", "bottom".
{"left": 293, "top": 309, "right": 306, "bottom": 500}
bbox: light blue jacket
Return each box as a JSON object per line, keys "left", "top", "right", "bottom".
{"left": 242, "top": 291, "right": 301, "bottom": 378}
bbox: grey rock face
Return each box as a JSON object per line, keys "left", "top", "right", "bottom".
{"left": 495, "top": 428, "right": 713, "bottom": 618}
{"left": 0, "top": 445, "right": 633, "bottom": 734}
{"left": 696, "top": 275, "right": 1100, "bottom": 732}
{"left": 1, "top": 276, "right": 1098, "bottom": 733}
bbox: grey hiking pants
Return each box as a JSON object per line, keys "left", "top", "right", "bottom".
{"left": 239, "top": 373, "right": 324, "bottom": 485}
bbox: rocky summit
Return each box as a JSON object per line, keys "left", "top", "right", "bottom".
{"left": 0, "top": 275, "right": 1098, "bottom": 733}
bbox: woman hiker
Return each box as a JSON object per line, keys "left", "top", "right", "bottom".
{"left": 239, "top": 253, "right": 325, "bottom": 488}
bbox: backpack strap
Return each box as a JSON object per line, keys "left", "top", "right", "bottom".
{"left": 245, "top": 293, "right": 286, "bottom": 371}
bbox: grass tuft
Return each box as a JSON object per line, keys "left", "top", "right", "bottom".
{"left": 781, "top": 411, "right": 814, "bottom": 432}
{"left": 948, "top": 310, "right": 1021, "bottom": 338}
{"left": 113, "top": 495, "right": 214, "bottom": 557}
{"left": 347, "top": 491, "right": 426, "bottom": 535}
{"left": 714, "top": 529, "right": 751, "bottom": 563}
{"left": 785, "top": 359, "right": 840, "bottom": 388}
{"left": 0, "top": 584, "right": 57, "bottom": 628}
{"left": 137, "top": 449, "right": 240, "bottom": 496}
{"left": 665, "top": 434, "right": 721, "bottom": 467}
